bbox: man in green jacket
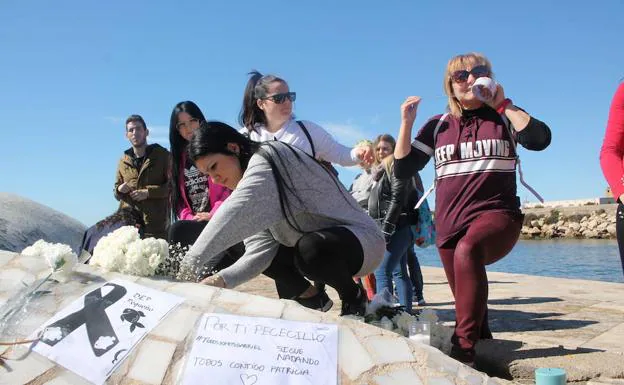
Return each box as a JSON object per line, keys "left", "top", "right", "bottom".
{"left": 114, "top": 115, "right": 170, "bottom": 239}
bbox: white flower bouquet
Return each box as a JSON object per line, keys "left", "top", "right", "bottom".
{"left": 90, "top": 226, "right": 168, "bottom": 277}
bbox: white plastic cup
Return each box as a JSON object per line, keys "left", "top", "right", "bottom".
{"left": 472, "top": 77, "right": 497, "bottom": 102}
{"left": 408, "top": 321, "right": 431, "bottom": 345}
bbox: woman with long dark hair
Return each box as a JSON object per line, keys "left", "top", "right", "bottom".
{"left": 394, "top": 52, "right": 551, "bottom": 366}
{"left": 179, "top": 121, "right": 384, "bottom": 316}
{"left": 167, "top": 101, "right": 232, "bottom": 248}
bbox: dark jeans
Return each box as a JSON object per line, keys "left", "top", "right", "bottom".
{"left": 407, "top": 246, "right": 424, "bottom": 300}
{"left": 438, "top": 211, "right": 522, "bottom": 359}
{"left": 616, "top": 203, "right": 624, "bottom": 275}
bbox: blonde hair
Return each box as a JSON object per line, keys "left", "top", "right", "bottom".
{"left": 444, "top": 52, "right": 494, "bottom": 117}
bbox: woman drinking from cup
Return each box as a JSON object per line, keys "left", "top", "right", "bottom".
{"left": 393, "top": 52, "right": 551, "bottom": 366}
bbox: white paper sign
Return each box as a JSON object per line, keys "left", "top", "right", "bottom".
{"left": 32, "top": 279, "right": 184, "bottom": 385}
{"left": 182, "top": 313, "right": 338, "bottom": 385}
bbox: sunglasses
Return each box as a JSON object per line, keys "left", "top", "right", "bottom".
{"left": 450, "top": 65, "right": 489, "bottom": 83}
{"left": 263, "top": 92, "right": 296, "bottom": 104}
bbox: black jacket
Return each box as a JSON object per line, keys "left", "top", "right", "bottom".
{"left": 368, "top": 165, "right": 418, "bottom": 240}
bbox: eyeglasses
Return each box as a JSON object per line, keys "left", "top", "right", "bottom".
{"left": 176, "top": 118, "right": 199, "bottom": 131}
{"left": 262, "top": 92, "right": 296, "bottom": 104}
{"left": 450, "top": 65, "right": 489, "bottom": 83}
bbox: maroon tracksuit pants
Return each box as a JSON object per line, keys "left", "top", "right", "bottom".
{"left": 438, "top": 210, "right": 523, "bottom": 360}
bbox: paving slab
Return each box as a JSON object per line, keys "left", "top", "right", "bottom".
{"left": 237, "top": 266, "right": 624, "bottom": 384}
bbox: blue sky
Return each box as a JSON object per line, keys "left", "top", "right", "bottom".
{"left": 1, "top": 1, "right": 623, "bottom": 226}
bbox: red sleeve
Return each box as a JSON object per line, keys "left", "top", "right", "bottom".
{"left": 600, "top": 83, "right": 624, "bottom": 200}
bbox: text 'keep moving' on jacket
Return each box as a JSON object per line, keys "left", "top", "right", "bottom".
{"left": 395, "top": 106, "right": 551, "bottom": 247}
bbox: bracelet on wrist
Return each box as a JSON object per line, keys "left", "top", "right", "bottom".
{"left": 496, "top": 98, "right": 513, "bottom": 114}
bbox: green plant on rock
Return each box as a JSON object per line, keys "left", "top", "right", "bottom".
{"left": 544, "top": 209, "right": 560, "bottom": 225}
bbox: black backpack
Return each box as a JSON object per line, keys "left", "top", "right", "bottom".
{"left": 296, "top": 121, "right": 339, "bottom": 177}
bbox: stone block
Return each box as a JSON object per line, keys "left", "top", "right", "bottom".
{"left": 165, "top": 281, "right": 218, "bottom": 308}
{"left": 150, "top": 306, "right": 201, "bottom": 342}
{"left": 43, "top": 369, "right": 92, "bottom": 385}
{"left": 281, "top": 301, "right": 323, "bottom": 323}
{"left": 364, "top": 335, "right": 414, "bottom": 365}
{"left": 372, "top": 368, "right": 424, "bottom": 385}
{"left": 237, "top": 294, "right": 285, "bottom": 318}
{"left": 338, "top": 326, "right": 375, "bottom": 380}
{"left": 0, "top": 350, "right": 55, "bottom": 384}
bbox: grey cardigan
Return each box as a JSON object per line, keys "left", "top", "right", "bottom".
{"left": 182, "top": 142, "right": 384, "bottom": 288}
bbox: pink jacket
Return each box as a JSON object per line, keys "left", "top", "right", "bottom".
{"left": 600, "top": 83, "right": 624, "bottom": 200}
{"left": 176, "top": 152, "right": 231, "bottom": 220}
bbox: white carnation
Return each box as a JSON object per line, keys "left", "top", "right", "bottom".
{"left": 22, "top": 239, "right": 78, "bottom": 273}
{"left": 91, "top": 226, "right": 140, "bottom": 271}
{"left": 91, "top": 226, "right": 169, "bottom": 277}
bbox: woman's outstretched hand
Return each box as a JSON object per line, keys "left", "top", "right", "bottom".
{"left": 193, "top": 212, "right": 212, "bottom": 222}
{"left": 354, "top": 145, "right": 375, "bottom": 166}
{"left": 401, "top": 96, "right": 422, "bottom": 127}
{"left": 201, "top": 274, "right": 226, "bottom": 288}
{"left": 395, "top": 96, "right": 422, "bottom": 159}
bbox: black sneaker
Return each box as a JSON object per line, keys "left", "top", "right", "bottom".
{"left": 296, "top": 290, "right": 333, "bottom": 312}
{"left": 450, "top": 344, "right": 475, "bottom": 368}
{"left": 340, "top": 286, "right": 368, "bottom": 316}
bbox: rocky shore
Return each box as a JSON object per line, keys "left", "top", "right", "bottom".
{"left": 521, "top": 208, "right": 617, "bottom": 239}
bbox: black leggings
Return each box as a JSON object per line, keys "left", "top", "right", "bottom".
{"left": 616, "top": 203, "right": 624, "bottom": 275}
{"left": 223, "top": 227, "right": 365, "bottom": 301}
{"left": 293, "top": 226, "right": 364, "bottom": 302}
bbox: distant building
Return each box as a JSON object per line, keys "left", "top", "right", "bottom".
{"left": 523, "top": 196, "right": 615, "bottom": 209}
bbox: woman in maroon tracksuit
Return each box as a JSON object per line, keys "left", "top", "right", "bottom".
{"left": 394, "top": 52, "right": 551, "bottom": 366}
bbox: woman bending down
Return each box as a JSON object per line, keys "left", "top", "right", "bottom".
{"left": 180, "top": 121, "right": 384, "bottom": 316}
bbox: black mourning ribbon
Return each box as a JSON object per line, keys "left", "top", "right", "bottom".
{"left": 40, "top": 283, "right": 127, "bottom": 357}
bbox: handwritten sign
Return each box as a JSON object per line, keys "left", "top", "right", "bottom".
{"left": 32, "top": 279, "right": 184, "bottom": 385}
{"left": 182, "top": 313, "right": 338, "bottom": 385}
